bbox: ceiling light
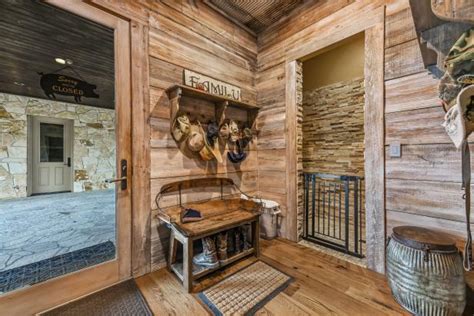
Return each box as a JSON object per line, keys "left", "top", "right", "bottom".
{"left": 65, "top": 59, "right": 73, "bottom": 65}
{"left": 55, "top": 58, "right": 66, "bottom": 64}
{"left": 13, "top": 81, "right": 25, "bottom": 86}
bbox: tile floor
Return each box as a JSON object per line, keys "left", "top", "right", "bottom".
{"left": 0, "top": 190, "right": 116, "bottom": 272}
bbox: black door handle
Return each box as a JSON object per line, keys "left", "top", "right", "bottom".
{"left": 120, "top": 159, "right": 127, "bottom": 190}
{"left": 67, "top": 157, "right": 71, "bottom": 167}
{"left": 105, "top": 160, "right": 128, "bottom": 190}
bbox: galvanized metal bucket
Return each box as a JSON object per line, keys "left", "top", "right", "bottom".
{"left": 386, "top": 226, "right": 466, "bottom": 316}
{"left": 259, "top": 199, "right": 281, "bottom": 239}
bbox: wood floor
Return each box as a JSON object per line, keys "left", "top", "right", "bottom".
{"left": 136, "top": 238, "right": 474, "bottom": 315}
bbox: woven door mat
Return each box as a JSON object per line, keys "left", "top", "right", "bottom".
{"left": 42, "top": 280, "right": 152, "bottom": 316}
{"left": 198, "top": 261, "right": 292, "bottom": 315}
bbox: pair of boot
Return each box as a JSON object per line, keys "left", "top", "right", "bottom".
{"left": 193, "top": 226, "right": 252, "bottom": 268}
{"left": 228, "top": 225, "right": 251, "bottom": 255}
{"left": 193, "top": 232, "right": 228, "bottom": 269}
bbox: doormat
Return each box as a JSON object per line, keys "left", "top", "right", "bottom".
{"left": 198, "top": 261, "right": 292, "bottom": 315}
{"left": 42, "top": 280, "right": 153, "bottom": 316}
{"left": 0, "top": 241, "right": 115, "bottom": 294}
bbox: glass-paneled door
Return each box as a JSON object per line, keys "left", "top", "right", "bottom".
{"left": 0, "top": 1, "right": 132, "bottom": 314}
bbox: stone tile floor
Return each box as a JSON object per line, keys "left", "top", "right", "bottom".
{"left": 0, "top": 189, "right": 115, "bottom": 272}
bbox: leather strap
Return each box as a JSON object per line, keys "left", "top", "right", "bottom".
{"left": 462, "top": 141, "right": 473, "bottom": 271}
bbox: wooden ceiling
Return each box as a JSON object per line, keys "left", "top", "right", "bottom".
{"left": 0, "top": 0, "right": 114, "bottom": 109}
{"left": 205, "top": 0, "right": 304, "bottom": 34}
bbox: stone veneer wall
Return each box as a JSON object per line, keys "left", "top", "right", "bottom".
{"left": 296, "top": 77, "right": 365, "bottom": 240}
{"left": 0, "top": 93, "right": 115, "bottom": 199}
{"left": 302, "top": 77, "right": 365, "bottom": 176}
{"left": 296, "top": 61, "right": 304, "bottom": 239}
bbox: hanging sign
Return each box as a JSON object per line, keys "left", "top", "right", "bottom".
{"left": 183, "top": 69, "right": 241, "bottom": 101}
{"left": 38, "top": 72, "right": 99, "bottom": 103}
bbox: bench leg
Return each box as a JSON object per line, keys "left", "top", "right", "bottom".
{"left": 252, "top": 219, "right": 260, "bottom": 258}
{"left": 183, "top": 237, "right": 193, "bottom": 293}
{"left": 168, "top": 230, "right": 178, "bottom": 268}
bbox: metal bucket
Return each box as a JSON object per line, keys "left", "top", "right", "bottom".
{"left": 258, "top": 199, "right": 281, "bottom": 239}
{"left": 386, "top": 226, "right": 466, "bottom": 315}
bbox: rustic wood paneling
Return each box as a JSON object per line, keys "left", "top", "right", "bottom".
{"left": 384, "top": 7, "right": 417, "bottom": 48}
{"left": 385, "top": 143, "right": 468, "bottom": 182}
{"left": 146, "top": 0, "right": 258, "bottom": 270}
{"left": 131, "top": 21, "right": 151, "bottom": 277}
{"left": 382, "top": 1, "right": 474, "bottom": 250}
{"left": 385, "top": 106, "right": 450, "bottom": 145}
{"left": 384, "top": 38, "right": 425, "bottom": 80}
{"left": 385, "top": 71, "right": 440, "bottom": 113}
{"left": 386, "top": 179, "right": 472, "bottom": 222}
{"left": 364, "top": 21, "right": 386, "bottom": 274}
{"left": 285, "top": 61, "right": 298, "bottom": 241}
{"left": 258, "top": 0, "right": 354, "bottom": 50}
{"left": 256, "top": 1, "right": 386, "bottom": 273}
{"left": 257, "top": 1, "right": 385, "bottom": 71}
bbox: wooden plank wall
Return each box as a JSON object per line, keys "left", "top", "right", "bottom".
{"left": 384, "top": 0, "right": 474, "bottom": 244}
{"left": 142, "top": 0, "right": 258, "bottom": 271}
{"left": 91, "top": 0, "right": 473, "bottom": 274}
{"left": 256, "top": 0, "right": 356, "bottom": 239}
{"left": 257, "top": 0, "right": 472, "bottom": 247}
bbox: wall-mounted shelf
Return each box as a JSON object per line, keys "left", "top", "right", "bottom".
{"left": 166, "top": 84, "right": 259, "bottom": 128}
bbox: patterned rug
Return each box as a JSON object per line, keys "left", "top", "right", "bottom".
{"left": 0, "top": 241, "right": 115, "bottom": 294}
{"left": 42, "top": 280, "right": 152, "bottom": 316}
{"left": 198, "top": 261, "right": 292, "bottom": 315}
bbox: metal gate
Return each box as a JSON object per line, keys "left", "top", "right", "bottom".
{"left": 302, "top": 172, "right": 365, "bottom": 258}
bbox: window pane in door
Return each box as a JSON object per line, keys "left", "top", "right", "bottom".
{"left": 40, "top": 123, "right": 64, "bottom": 162}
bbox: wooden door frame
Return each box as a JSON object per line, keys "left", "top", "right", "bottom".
{"left": 29, "top": 116, "right": 74, "bottom": 195}
{"left": 285, "top": 6, "right": 386, "bottom": 273}
{"left": 0, "top": 1, "right": 150, "bottom": 314}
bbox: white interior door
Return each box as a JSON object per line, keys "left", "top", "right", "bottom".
{"left": 31, "top": 116, "right": 73, "bottom": 194}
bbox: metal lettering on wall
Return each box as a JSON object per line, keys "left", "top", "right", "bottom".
{"left": 38, "top": 73, "right": 99, "bottom": 103}
{"left": 183, "top": 69, "right": 241, "bottom": 101}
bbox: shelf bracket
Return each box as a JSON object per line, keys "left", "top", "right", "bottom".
{"left": 167, "top": 86, "right": 183, "bottom": 131}
{"left": 215, "top": 101, "right": 228, "bottom": 126}
{"left": 247, "top": 108, "right": 258, "bottom": 130}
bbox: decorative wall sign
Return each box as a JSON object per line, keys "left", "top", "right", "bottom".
{"left": 38, "top": 72, "right": 99, "bottom": 103}
{"left": 183, "top": 69, "right": 241, "bottom": 101}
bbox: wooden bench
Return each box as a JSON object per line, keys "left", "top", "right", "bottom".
{"left": 155, "top": 178, "right": 262, "bottom": 292}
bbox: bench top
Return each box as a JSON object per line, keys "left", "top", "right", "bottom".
{"left": 161, "top": 198, "right": 261, "bottom": 237}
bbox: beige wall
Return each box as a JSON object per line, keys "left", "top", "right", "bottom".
{"left": 0, "top": 92, "right": 115, "bottom": 199}
{"left": 302, "top": 33, "right": 364, "bottom": 91}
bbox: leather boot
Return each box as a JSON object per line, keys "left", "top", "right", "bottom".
{"left": 242, "top": 225, "right": 251, "bottom": 251}
{"left": 217, "top": 231, "right": 228, "bottom": 262}
{"left": 227, "top": 229, "right": 236, "bottom": 255}
{"left": 235, "top": 228, "right": 242, "bottom": 253}
{"left": 193, "top": 236, "right": 219, "bottom": 268}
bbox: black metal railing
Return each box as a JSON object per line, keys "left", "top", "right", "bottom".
{"left": 302, "top": 172, "right": 365, "bottom": 258}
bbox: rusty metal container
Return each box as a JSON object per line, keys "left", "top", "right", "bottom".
{"left": 386, "top": 226, "right": 466, "bottom": 316}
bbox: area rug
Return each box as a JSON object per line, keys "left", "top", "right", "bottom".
{"left": 0, "top": 241, "right": 115, "bottom": 293}
{"left": 198, "top": 261, "right": 293, "bottom": 315}
{"left": 42, "top": 280, "right": 152, "bottom": 316}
